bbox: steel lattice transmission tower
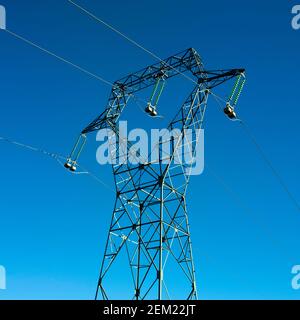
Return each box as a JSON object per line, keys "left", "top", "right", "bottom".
{"left": 65, "top": 48, "right": 245, "bottom": 300}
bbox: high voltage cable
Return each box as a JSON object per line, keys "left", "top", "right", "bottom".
{"left": 206, "top": 165, "right": 295, "bottom": 262}
{"left": 1, "top": 27, "right": 116, "bottom": 189}
{"left": 3, "top": 29, "right": 114, "bottom": 86}
{"left": 206, "top": 94, "right": 300, "bottom": 258}
{"left": 239, "top": 120, "right": 300, "bottom": 214}
{"left": 0, "top": 135, "right": 66, "bottom": 160}
{"left": 67, "top": 0, "right": 200, "bottom": 87}
{"left": 211, "top": 93, "right": 300, "bottom": 213}
{"left": 0, "top": 134, "right": 113, "bottom": 191}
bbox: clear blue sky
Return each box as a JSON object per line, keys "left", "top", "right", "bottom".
{"left": 0, "top": 0, "right": 300, "bottom": 300}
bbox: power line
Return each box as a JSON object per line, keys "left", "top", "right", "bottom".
{"left": 239, "top": 120, "right": 300, "bottom": 214}
{"left": 3, "top": 28, "right": 114, "bottom": 86}
{"left": 0, "top": 134, "right": 113, "bottom": 190}
{"left": 1, "top": 27, "right": 116, "bottom": 189}
{"left": 210, "top": 92, "right": 300, "bottom": 214}
{"left": 0, "top": 135, "right": 66, "bottom": 160}
{"left": 67, "top": 0, "right": 200, "bottom": 86}
{"left": 75, "top": 162, "right": 114, "bottom": 191}
{"left": 206, "top": 165, "right": 295, "bottom": 262}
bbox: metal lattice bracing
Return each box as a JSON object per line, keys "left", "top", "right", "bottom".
{"left": 67, "top": 48, "right": 245, "bottom": 300}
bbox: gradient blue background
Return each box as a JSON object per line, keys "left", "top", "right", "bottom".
{"left": 0, "top": 0, "right": 300, "bottom": 300}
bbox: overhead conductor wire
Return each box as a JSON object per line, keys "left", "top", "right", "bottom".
{"left": 1, "top": 23, "right": 115, "bottom": 189}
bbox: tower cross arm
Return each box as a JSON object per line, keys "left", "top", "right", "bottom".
{"left": 197, "top": 68, "right": 245, "bottom": 89}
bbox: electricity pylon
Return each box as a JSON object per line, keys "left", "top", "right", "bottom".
{"left": 65, "top": 48, "right": 245, "bottom": 300}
